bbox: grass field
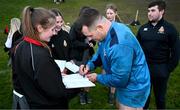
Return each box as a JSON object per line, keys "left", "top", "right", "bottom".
{"left": 0, "top": 0, "right": 179, "bottom": 109}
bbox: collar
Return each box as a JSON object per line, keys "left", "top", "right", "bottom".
{"left": 148, "top": 18, "right": 164, "bottom": 27}
{"left": 101, "top": 21, "right": 114, "bottom": 43}
{"left": 23, "top": 36, "right": 43, "bottom": 47}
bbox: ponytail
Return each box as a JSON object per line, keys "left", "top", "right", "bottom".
{"left": 21, "top": 6, "right": 56, "bottom": 52}
{"left": 22, "top": 6, "right": 36, "bottom": 39}
{"left": 116, "top": 14, "right": 123, "bottom": 23}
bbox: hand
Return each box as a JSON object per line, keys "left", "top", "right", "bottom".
{"left": 70, "top": 60, "right": 75, "bottom": 64}
{"left": 87, "top": 73, "right": 97, "bottom": 82}
{"left": 61, "top": 72, "right": 67, "bottom": 76}
{"left": 89, "top": 42, "right": 94, "bottom": 47}
{"left": 79, "top": 65, "right": 90, "bottom": 76}
{"left": 62, "top": 68, "right": 68, "bottom": 74}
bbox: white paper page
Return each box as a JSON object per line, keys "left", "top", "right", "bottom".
{"left": 62, "top": 74, "right": 95, "bottom": 89}
{"left": 65, "top": 62, "right": 79, "bottom": 73}
{"left": 55, "top": 60, "right": 66, "bottom": 72}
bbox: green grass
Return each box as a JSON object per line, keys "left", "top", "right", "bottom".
{"left": 0, "top": 0, "right": 179, "bottom": 109}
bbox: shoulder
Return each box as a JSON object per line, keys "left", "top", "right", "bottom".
{"left": 20, "top": 42, "right": 50, "bottom": 58}
{"left": 71, "top": 22, "right": 81, "bottom": 31}
{"left": 61, "top": 29, "right": 70, "bottom": 36}
{"left": 109, "top": 28, "right": 119, "bottom": 47}
{"left": 163, "top": 20, "right": 177, "bottom": 30}
{"left": 52, "top": 30, "right": 70, "bottom": 40}
{"left": 109, "top": 26, "right": 134, "bottom": 48}
{"left": 113, "top": 22, "right": 135, "bottom": 34}
{"left": 60, "top": 30, "right": 71, "bottom": 41}
{"left": 162, "top": 20, "right": 178, "bottom": 35}
{"left": 13, "top": 31, "right": 22, "bottom": 37}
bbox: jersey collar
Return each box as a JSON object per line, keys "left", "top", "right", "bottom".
{"left": 23, "top": 36, "right": 43, "bottom": 47}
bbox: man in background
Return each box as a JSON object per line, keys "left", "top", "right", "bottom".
{"left": 137, "top": 1, "right": 179, "bottom": 109}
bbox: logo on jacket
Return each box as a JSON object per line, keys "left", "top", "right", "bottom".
{"left": 51, "top": 44, "right": 55, "bottom": 48}
{"left": 158, "top": 26, "right": 165, "bottom": 34}
{"left": 64, "top": 40, "right": 67, "bottom": 47}
{"left": 143, "top": 28, "right": 148, "bottom": 31}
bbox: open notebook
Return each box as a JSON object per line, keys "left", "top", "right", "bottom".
{"left": 62, "top": 74, "right": 95, "bottom": 89}
{"left": 55, "top": 60, "right": 95, "bottom": 88}
{"left": 55, "top": 60, "right": 79, "bottom": 73}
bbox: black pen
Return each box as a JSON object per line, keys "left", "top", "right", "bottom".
{"left": 83, "top": 64, "right": 90, "bottom": 78}
{"left": 83, "top": 65, "right": 86, "bottom": 78}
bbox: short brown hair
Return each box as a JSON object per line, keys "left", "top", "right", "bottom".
{"left": 77, "top": 7, "right": 101, "bottom": 28}
{"left": 148, "top": 0, "right": 166, "bottom": 11}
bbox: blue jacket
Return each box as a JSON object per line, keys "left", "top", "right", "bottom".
{"left": 87, "top": 22, "right": 150, "bottom": 107}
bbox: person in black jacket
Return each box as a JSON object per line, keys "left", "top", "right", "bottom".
{"left": 69, "top": 21, "right": 95, "bottom": 65}
{"left": 12, "top": 6, "right": 68, "bottom": 109}
{"left": 137, "top": 1, "right": 179, "bottom": 109}
{"left": 49, "top": 9, "right": 72, "bottom": 61}
{"left": 69, "top": 6, "right": 96, "bottom": 105}
{"left": 49, "top": 8, "right": 80, "bottom": 101}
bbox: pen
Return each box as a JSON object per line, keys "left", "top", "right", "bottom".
{"left": 83, "top": 65, "right": 86, "bottom": 78}
{"left": 83, "top": 65, "right": 90, "bottom": 77}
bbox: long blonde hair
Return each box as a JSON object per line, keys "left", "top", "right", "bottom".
{"left": 22, "top": 6, "right": 56, "bottom": 49}
{"left": 106, "top": 3, "right": 123, "bottom": 22}
{"left": 5, "top": 18, "right": 21, "bottom": 48}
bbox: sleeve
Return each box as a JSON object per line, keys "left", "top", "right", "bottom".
{"left": 87, "top": 47, "right": 102, "bottom": 70}
{"left": 167, "top": 25, "right": 180, "bottom": 72}
{"left": 97, "top": 44, "right": 134, "bottom": 88}
{"left": 35, "top": 50, "right": 66, "bottom": 99}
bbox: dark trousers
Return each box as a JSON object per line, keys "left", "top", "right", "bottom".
{"left": 144, "top": 76, "right": 169, "bottom": 109}
{"left": 66, "top": 88, "right": 80, "bottom": 101}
